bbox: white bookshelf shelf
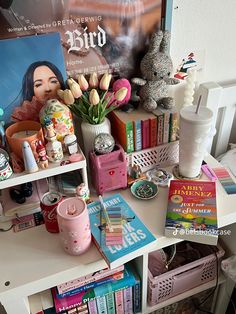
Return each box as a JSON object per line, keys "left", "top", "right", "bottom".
{"left": 0, "top": 148, "right": 87, "bottom": 190}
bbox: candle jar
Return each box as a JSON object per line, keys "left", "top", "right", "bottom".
{"left": 57, "top": 197, "right": 91, "bottom": 255}
{"left": 179, "top": 105, "right": 214, "bottom": 178}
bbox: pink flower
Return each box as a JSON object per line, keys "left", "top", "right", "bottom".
{"left": 89, "top": 89, "right": 100, "bottom": 105}
{"left": 78, "top": 74, "right": 89, "bottom": 91}
{"left": 99, "top": 73, "right": 112, "bottom": 90}
{"left": 112, "top": 78, "right": 131, "bottom": 105}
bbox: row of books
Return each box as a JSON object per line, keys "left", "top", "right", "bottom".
{"left": 109, "top": 107, "right": 179, "bottom": 153}
{"left": 29, "top": 263, "right": 141, "bottom": 314}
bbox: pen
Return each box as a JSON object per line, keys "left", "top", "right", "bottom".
{"left": 99, "top": 195, "right": 113, "bottom": 232}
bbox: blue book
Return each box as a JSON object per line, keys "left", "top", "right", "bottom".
{"left": 126, "top": 264, "right": 142, "bottom": 313}
{"left": 88, "top": 193, "right": 156, "bottom": 269}
{"left": 134, "top": 120, "right": 142, "bottom": 151}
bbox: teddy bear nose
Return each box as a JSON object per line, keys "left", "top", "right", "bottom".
{"left": 154, "top": 72, "right": 157, "bottom": 76}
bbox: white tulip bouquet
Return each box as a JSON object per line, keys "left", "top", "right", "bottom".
{"left": 57, "top": 73, "right": 128, "bottom": 125}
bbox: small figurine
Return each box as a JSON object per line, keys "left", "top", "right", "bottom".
{"left": 129, "top": 164, "right": 142, "bottom": 179}
{"left": 76, "top": 183, "right": 90, "bottom": 203}
{"left": 22, "top": 141, "right": 39, "bottom": 173}
{"left": 44, "top": 118, "right": 63, "bottom": 163}
{"left": 35, "top": 140, "right": 49, "bottom": 169}
{"left": 44, "top": 117, "right": 57, "bottom": 139}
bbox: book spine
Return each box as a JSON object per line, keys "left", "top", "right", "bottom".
{"left": 108, "top": 112, "right": 127, "bottom": 152}
{"left": 169, "top": 111, "right": 179, "bottom": 142}
{"left": 133, "top": 120, "right": 142, "bottom": 151}
{"left": 57, "top": 273, "right": 123, "bottom": 298}
{"left": 123, "top": 286, "right": 133, "bottom": 314}
{"left": 88, "top": 299, "right": 98, "bottom": 314}
{"left": 149, "top": 117, "right": 157, "bottom": 147}
{"left": 93, "top": 270, "right": 136, "bottom": 298}
{"left": 132, "top": 280, "right": 141, "bottom": 313}
{"left": 105, "top": 293, "right": 116, "bottom": 314}
{"left": 141, "top": 119, "right": 150, "bottom": 149}
{"left": 96, "top": 296, "right": 108, "bottom": 314}
{"left": 114, "top": 289, "right": 124, "bottom": 314}
{"left": 57, "top": 265, "right": 124, "bottom": 294}
{"left": 157, "top": 113, "right": 164, "bottom": 145}
{"left": 162, "top": 111, "right": 171, "bottom": 144}
{"left": 126, "top": 121, "right": 134, "bottom": 153}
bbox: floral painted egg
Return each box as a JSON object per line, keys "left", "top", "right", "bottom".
{"left": 94, "top": 133, "right": 115, "bottom": 155}
{"left": 39, "top": 99, "right": 74, "bottom": 142}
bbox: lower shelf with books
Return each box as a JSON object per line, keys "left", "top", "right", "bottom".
{"left": 28, "top": 262, "right": 142, "bottom": 314}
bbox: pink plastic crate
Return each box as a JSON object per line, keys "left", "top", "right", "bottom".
{"left": 147, "top": 243, "right": 225, "bottom": 306}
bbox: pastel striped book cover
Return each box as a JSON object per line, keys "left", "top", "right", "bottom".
{"left": 123, "top": 286, "right": 133, "bottom": 314}
{"left": 105, "top": 293, "right": 116, "bottom": 314}
{"left": 88, "top": 299, "right": 98, "bottom": 314}
{"left": 114, "top": 289, "right": 124, "bottom": 314}
{"left": 96, "top": 295, "right": 108, "bottom": 314}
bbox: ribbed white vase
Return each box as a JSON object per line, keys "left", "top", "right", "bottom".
{"left": 81, "top": 117, "right": 111, "bottom": 160}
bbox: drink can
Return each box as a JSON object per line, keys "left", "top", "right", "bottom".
{"left": 40, "top": 191, "right": 63, "bottom": 233}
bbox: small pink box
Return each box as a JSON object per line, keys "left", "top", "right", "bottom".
{"left": 89, "top": 144, "right": 127, "bottom": 195}
{"left": 57, "top": 197, "right": 91, "bottom": 255}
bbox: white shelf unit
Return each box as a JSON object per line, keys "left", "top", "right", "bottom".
{"left": 0, "top": 154, "right": 235, "bottom": 314}
{"left": 0, "top": 147, "right": 88, "bottom": 190}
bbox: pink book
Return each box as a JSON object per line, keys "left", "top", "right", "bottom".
{"left": 115, "top": 289, "right": 124, "bottom": 314}
{"left": 88, "top": 299, "right": 98, "bottom": 314}
{"left": 57, "top": 265, "right": 124, "bottom": 294}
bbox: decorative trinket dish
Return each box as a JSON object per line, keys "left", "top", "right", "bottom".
{"left": 131, "top": 179, "right": 158, "bottom": 200}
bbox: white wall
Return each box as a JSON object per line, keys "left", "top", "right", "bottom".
{"left": 169, "top": 0, "right": 236, "bottom": 142}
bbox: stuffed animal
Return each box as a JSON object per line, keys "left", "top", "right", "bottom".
{"left": 132, "top": 30, "right": 179, "bottom": 112}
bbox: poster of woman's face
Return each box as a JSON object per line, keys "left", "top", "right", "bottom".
{"left": 0, "top": 32, "right": 67, "bottom": 124}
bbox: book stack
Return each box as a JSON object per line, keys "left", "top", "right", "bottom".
{"left": 109, "top": 107, "right": 179, "bottom": 153}
{"left": 51, "top": 263, "right": 141, "bottom": 313}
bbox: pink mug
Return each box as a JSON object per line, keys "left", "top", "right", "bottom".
{"left": 57, "top": 197, "right": 91, "bottom": 255}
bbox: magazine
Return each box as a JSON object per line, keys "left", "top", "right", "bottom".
{"left": 88, "top": 193, "right": 156, "bottom": 268}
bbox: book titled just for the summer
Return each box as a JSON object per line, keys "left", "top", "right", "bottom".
{"left": 165, "top": 180, "right": 218, "bottom": 245}
{"left": 88, "top": 193, "right": 156, "bottom": 268}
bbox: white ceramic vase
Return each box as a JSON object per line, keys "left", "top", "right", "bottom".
{"left": 81, "top": 117, "right": 111, "bottom": 160}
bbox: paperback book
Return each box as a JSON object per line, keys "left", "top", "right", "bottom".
{"left": 165, "top": 180, "right": 218, "bottom": 245}
{"left": 88, "top": 193, "right": 156, "bottom": 268}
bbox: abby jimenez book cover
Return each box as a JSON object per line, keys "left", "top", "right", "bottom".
{"left": 165, "top": 180, "right": 218, "bottom": 245}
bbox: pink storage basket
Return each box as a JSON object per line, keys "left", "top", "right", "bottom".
{"left": 147, "top": 243, "right": 225, "bottom": 306}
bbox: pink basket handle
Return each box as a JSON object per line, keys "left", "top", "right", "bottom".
{"left": 173, "top": 264, "right": 203, "bottom": 280}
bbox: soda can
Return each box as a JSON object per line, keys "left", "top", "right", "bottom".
{"left": 40, "top": 191, "right": 63, "bottom": 233}
{"left": 57, "top": 197, "right": 91, "bottom": 255}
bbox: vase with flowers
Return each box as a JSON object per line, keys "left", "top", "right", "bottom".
{"left": 57, "top": 72, "right": 130, "bottom": 159}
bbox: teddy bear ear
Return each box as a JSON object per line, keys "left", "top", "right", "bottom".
{"left": 160, "top": 30, "right": 171, "bottom": 54}
{"left": 148, "top": 30, "right": 163, "bottom": 53}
